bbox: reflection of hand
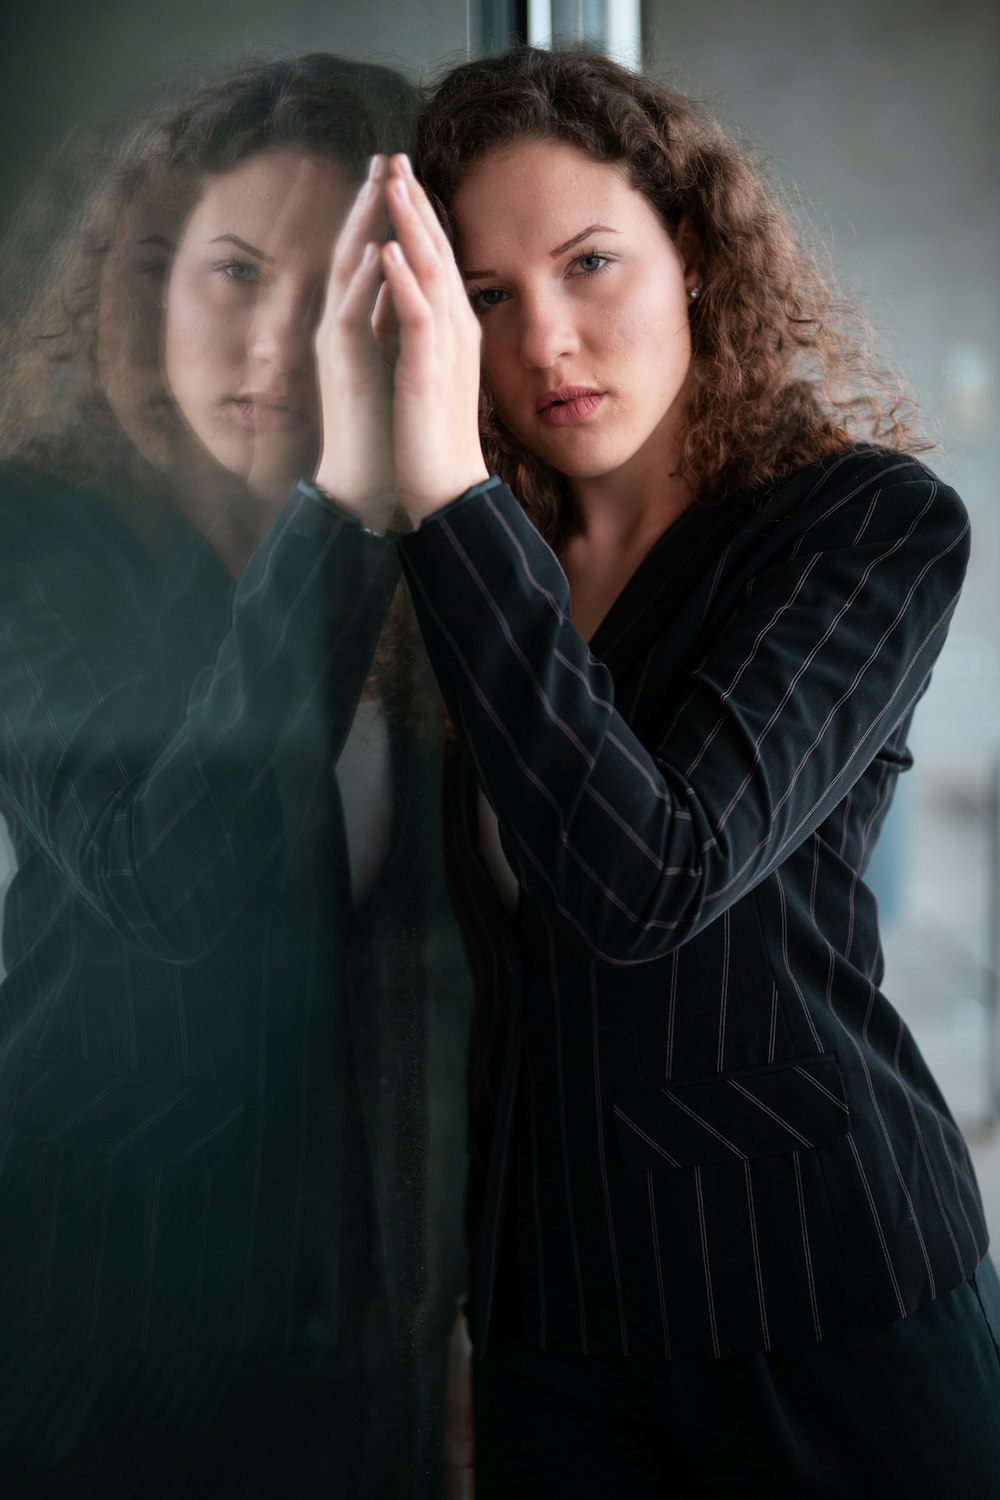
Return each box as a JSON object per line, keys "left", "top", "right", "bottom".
{"left": 442, "top": 1296, "right": 475, "bottom": 1500}
{"left": 313, "top": 155, "right": 396, "bottom": 532}
{"left": 381, "top": 155, "right": 489, "bottom": 526}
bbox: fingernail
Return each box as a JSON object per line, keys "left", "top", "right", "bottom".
{"left": 391, "top": 175, "right": 409, "bottom": 201}
{"left": 398, "top": 153, "right": 414, "bottom": 178}
{"left": 384, "top": 241, "right": 403, "bottom": 264}
{"left": 367, "top": 154, "right": 384, "bottom": 180}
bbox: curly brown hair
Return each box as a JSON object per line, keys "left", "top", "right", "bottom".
{"left": 415, "top": 45, "right": 925, "bottom": 545}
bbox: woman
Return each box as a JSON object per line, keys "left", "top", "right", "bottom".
{"left": 0, "top": 54, "right": 465, "bottom": 1497}
{"left": 328, "top": 45, "right": 999, "bottom": 1496}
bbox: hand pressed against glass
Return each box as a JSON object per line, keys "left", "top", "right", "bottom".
{"left": 378, "top": 153, "right": 489, "bottom": 521}
{"left": 313, "top": 152, "right": 401, "bottom": 528}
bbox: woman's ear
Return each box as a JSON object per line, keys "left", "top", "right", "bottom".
{"left": 675, "top": 214, "right": 703, "bottom": 293}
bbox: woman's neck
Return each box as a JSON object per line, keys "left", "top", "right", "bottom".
{"left": 565, "top": 461, "right": 693, "bottom": 556}
{"left": 560, "top": 464, "right": 696, "bottom": 643}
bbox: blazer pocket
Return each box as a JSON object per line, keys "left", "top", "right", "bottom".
{"left": 10, "top": 1051, "right": 245, "bottom": 1169}
{"left": 613, "top": 1052, "right": 849, "bottom": 1170}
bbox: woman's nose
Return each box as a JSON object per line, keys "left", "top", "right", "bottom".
{"left": 250, "top": 293, "right": 315, "bottom": 378}
{"left": 517, "top": 293, "right": 579, "bottom": 371}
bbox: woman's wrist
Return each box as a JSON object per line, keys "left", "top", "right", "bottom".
{"left": 310, "top": 469, "right": 397, "bottom": 535}
{"left": 402, "top": 465, "right": 492, "bottom": 526}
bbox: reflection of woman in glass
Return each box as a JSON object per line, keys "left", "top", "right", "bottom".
{"left": 335, "top": 46, "right": 999, "bottom": 1496}
{"left": 0, "top": 55, "right": 457, "bottom": 1497}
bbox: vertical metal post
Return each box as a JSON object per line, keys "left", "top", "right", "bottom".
{"left": 605, "top": 0, "right": 643, "bottom": 63}
{"left": 527, "top": 0, "right": 552, "bottom": 45}
{"left": 479, "top": 0, "right": 530, "bottom": 51}
{"left": 523, "top": 0, "right": 642, "bottom": 59}
{"left": 989, "top": 756, "right": 1000, "bottom": 1117}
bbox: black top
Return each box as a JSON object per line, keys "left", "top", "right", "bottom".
{"left": 399, "top": 446, "right": 988, "bottom": 1360}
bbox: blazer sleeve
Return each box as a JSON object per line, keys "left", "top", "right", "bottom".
{"left": 0, "top": 474, "right": 399, "bottom": 963}
{"left": 397, "top": 455, "right": 970, "bottom": 965}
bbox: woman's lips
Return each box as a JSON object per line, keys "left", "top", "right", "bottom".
{"left": 537, "top": 392, "right": 604, "bottom": 427}
{"left": 230, "top": 397, "right": 309, "bottom": 432}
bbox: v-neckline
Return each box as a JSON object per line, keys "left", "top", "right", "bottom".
{"left": 585, "top": 499, "right": 705, "bottom": 654}
{"left": 586, "top": 495, "right": 751, "bottom": 684}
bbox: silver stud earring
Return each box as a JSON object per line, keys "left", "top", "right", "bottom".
{"left": 687, "top": 286, "right": 700, "bottom": 302}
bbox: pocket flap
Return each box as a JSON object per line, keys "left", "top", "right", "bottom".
{"left": 613, "top": 1052, "right": 848, "bottom": 1170}
{"left": 11, "top": 1051, "right": 245, "bottom": 1169}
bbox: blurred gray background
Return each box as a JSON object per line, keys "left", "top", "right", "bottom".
{"left": 1, "top": 0, "right": 998, "bottom": 1224}
{"left": 640, "top": 0, "right": 1000, "bottom": 1237}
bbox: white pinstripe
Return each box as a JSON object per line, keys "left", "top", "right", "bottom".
{"left": 694, "top": 1165, "right": 721, "bottom": 1359}
{"left": 717, "top": 909, "right": 730, "bottom": 1072}
{"left": 659, "top": 1087, "right": 749, "bottom": 1160}
{"left": 647, "top": 1172, "right": 671, "bottom": 1356}
{"left": 744, "top": 1159, "right": 771, "bottom": 1349}
{"left": 613, "top": 1107, "right": 683, "bottom": 1167}
{"left": 792, "top": 1149, "right": 822, "bottom": 1341}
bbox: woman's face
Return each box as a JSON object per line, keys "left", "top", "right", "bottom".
{"left": 452, "top": 139, "right": 700, "bottom": 492}
{"left": 164, "top": 148, "right": 355, "bottom": 501}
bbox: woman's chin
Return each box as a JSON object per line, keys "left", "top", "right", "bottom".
{"left": 235, "top": 440, "right": 318, "bottom": 507}
{"left": 510, "top": 423, "right": 630, "bottom": 485}
{"left": 242, "top": 470, "right": 302, "bottom": 508}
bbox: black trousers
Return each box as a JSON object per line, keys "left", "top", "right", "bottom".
{"left": 473, "top": 1257, "right": 1000, "bottom": 1499}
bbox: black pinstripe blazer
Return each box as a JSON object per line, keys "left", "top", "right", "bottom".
{"left": 0, "top": 467, "right": 409, "bottom": 1359}
{"left": 398, "top": 445, "right": 989, "bottom": 1361}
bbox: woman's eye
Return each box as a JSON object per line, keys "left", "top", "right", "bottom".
{"left": 573, "top": 252, "right": 613, "bottom": 276}
{"left": 215, "top": 259, "right": 260, "bottom": 285}
{"left": 469, "top": 286, "right": 508, "bottom": 313}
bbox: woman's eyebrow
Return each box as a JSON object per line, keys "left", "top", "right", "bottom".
{"left": 136, "top": 234, "right": 174, "bottom": 250}
{"left": 208, "top": 234, "right": 273, "bottom": 262}
{"left": 463, "top": 223, "right": 621, "bottom": 280}
{"left": 549, "top": 223, "right": 619, "bottom": 256}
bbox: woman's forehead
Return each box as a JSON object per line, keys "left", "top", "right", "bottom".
{"left": 179, "top": 149, "right": 355, "bottom": 255}
{"left": 453, "top": 142, "right": 652, "bottom": 258}
{"left": 457, "top": 138, "right": 629, "bottom": 199}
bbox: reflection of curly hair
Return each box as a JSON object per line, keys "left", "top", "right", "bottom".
{"left": 0, "top": 54, "right": 415, "bottom": 499}
{"left": 0, "top": 129, "right": 148, "bottom": 495}
{"left": 416, "top": 46, "right": 927, "bottom": 546}
{"left": 0, "top": 54, "right": 427, "bottom": 719}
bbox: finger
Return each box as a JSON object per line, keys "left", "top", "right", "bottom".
{"left": 329, "top": 158, "right": 390, "bottom": 284}
{"left": 387, "top": 162, "right": 467, "bottom": 294}
{"left": 380, "top": 239, "right": 435, "bottom": 343}
{"left": 389, "top": 153, "right": 455, "bottom": 258}
{"left": 336, "top": 179, "right": 388, "bottom": 272}
{"left": 337, "top": 241, "right": 385, "bottom": 331}
{"left": 385, "top": 175, "right": 457, "bottom": 311}
{"left": 387, "top": 164, "right": 473, "bottom": 317}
